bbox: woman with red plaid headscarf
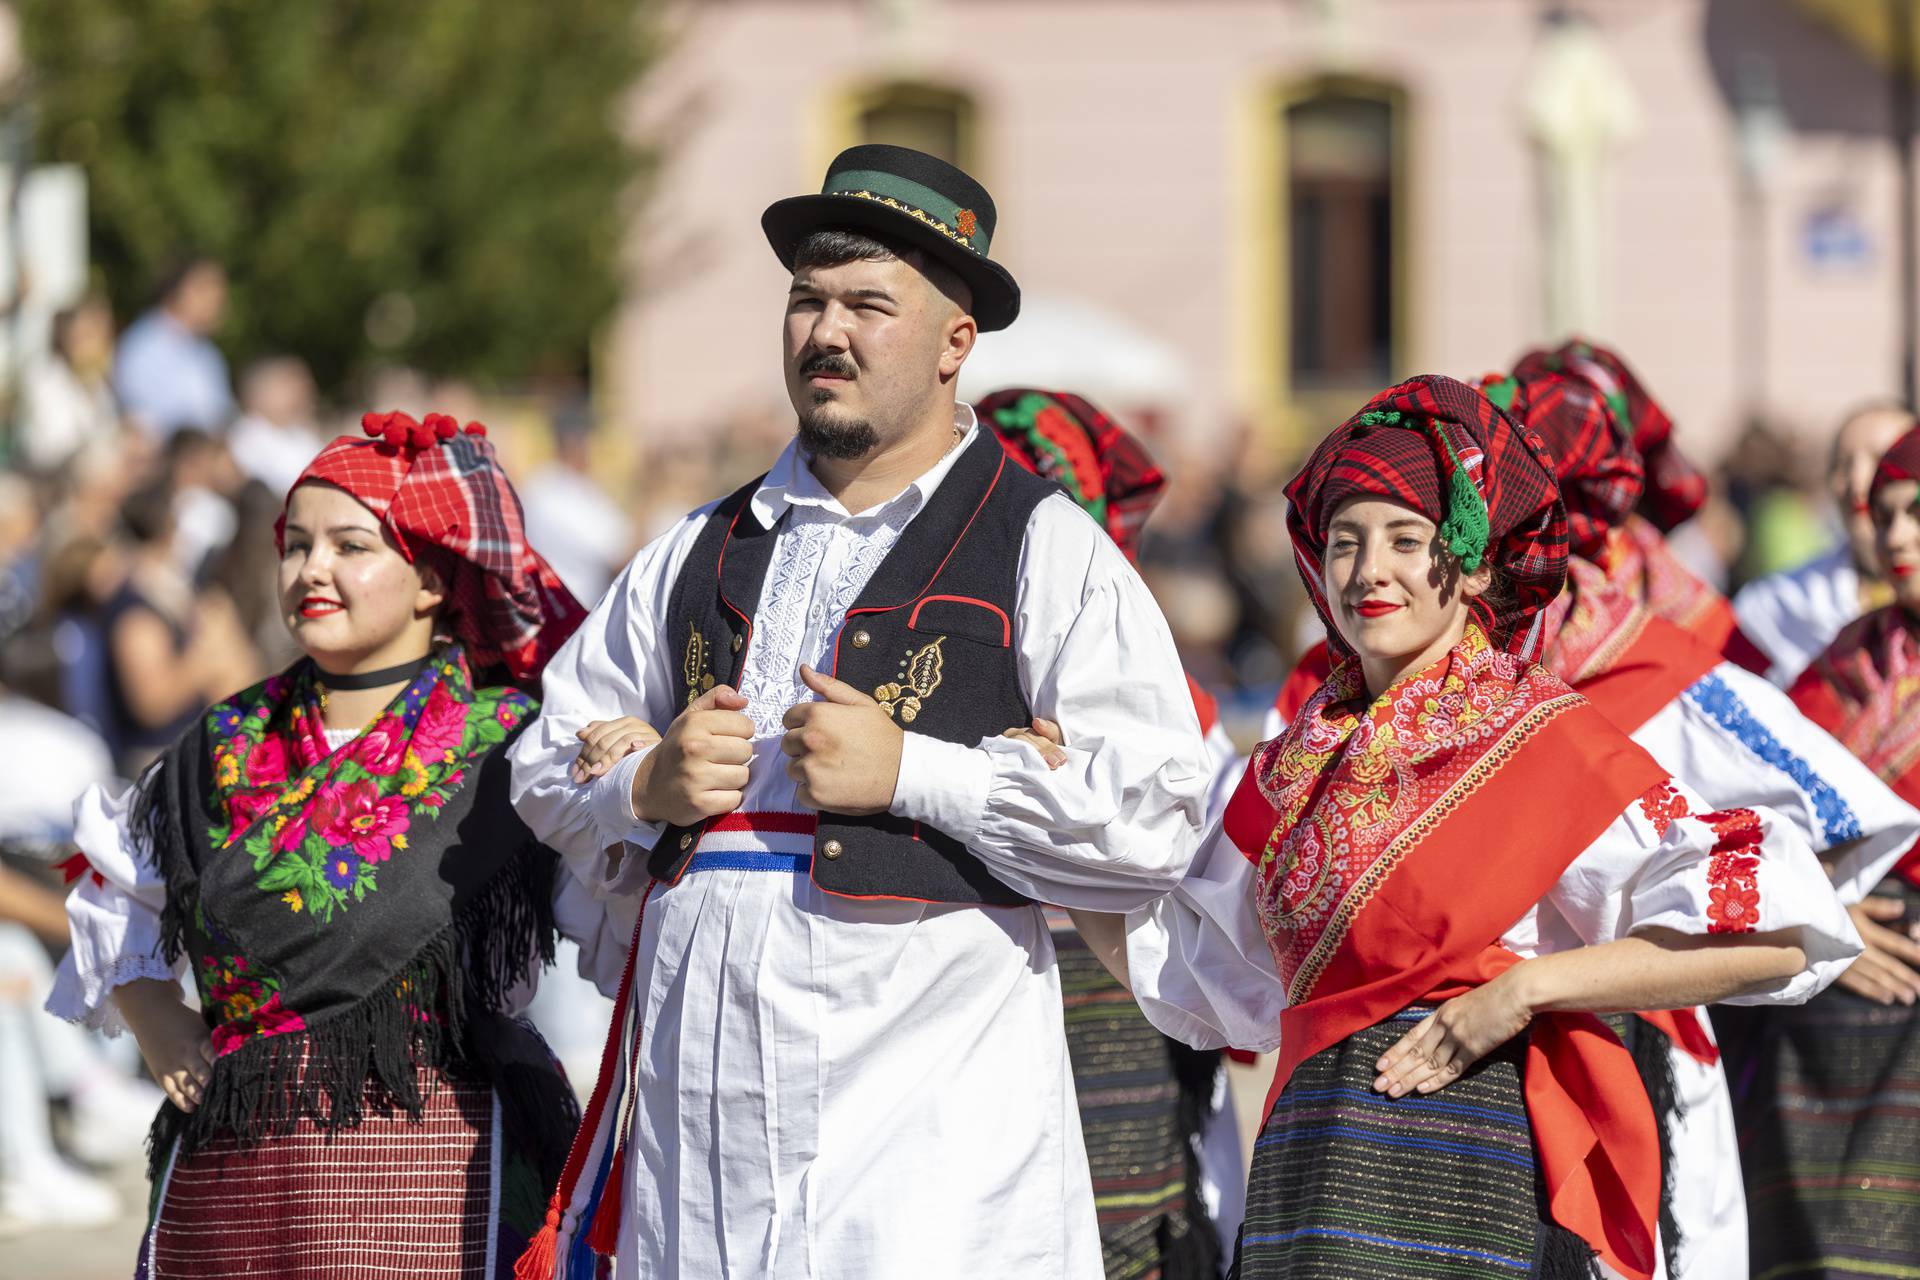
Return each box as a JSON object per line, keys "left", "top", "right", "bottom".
{"left": 1718, "top": 425, "right": 1920, "bottom": 1278}
{"left": 46, "top": 412, "right": 622, "bottom": 1279}
{"left": 1079, "top": 375, "right": 1859, "bottom": 1280}
{"left": 1483, "top": 361, "right": 1920, "bottom": 1280}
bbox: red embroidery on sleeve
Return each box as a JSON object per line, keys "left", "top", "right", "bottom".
{"left": 1702, "top": 808, "right": 1763, "bottom": 934}
{"left": 1637, "top": 780, "right": 1690, "bottom": 838}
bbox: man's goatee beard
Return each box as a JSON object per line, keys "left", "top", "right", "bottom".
{"left": 797, "top": 411, "right": 879, "bottom": 461}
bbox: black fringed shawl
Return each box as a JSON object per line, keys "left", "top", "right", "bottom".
{"left": 130, "top": 648, "right": 574, "bottom": 1181}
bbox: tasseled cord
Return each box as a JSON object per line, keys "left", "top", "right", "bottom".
{"left": 515, "top": 880, "right": 656, "bottom": 1280}
{"left": 1359, "top": 407, "right": 1491, "bottom": 574}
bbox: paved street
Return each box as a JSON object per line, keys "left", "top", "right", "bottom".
{"left": 3, "top": 1154, "right": 147, "bottom": 1280}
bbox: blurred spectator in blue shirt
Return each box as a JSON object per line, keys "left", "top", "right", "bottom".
{"left": 112, "top": 257, "right": 233, "bottom": 439}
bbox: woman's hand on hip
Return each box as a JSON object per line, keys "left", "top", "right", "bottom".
{"left": 1373, "top": 968, "right": 1535, "bottom": 1098}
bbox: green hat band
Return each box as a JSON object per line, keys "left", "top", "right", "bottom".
{"left": 825, "top": 169, "right": 989, "bottom": 255}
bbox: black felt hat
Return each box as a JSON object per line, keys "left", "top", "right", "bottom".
{"left": 762, "top": 144, "right": 1021, "bottom": 331}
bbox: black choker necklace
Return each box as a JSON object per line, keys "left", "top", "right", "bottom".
{"left": 316, "top": 655, "right": 433, "bottom": 691}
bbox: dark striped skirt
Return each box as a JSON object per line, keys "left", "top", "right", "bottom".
{"left": 1056, "top": 923, "right": 1221, "bottom": 1280}
{"left": 1232, "top": 1009, "right": 1595, "bottom": 1280}
{"left": 1718, "top": 879, "right": 1920, "bottom": 1280}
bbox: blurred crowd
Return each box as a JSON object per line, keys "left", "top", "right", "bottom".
{"left": 0, "top": 248, "right": 1881, "bottom": 1241}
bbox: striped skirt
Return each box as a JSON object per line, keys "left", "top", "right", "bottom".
{"left": 1719, "top": 880, "right": 1920, "bottom": 1279}
{"left": 134, "top": 1067, "right": 555, "bottom": 1279}
{"left": 1055, "top": 923, "right": 1220, "bottom": 1280}
{"left": 1233, "top": 1009, "right": 1592, "bottom": 1280}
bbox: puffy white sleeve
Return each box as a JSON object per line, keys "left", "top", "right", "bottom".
{"left": 889, "top": 494, "right": 1211, "bottom": 910}
{"left": 45, "top": 778, "right": 186, "bottom": 1034}
{"left": 506, "top": 507, "right": 714, "bottom": 901}
{"left": 1527, "top": 779, "right": 1863, "bottom": 1005}
{"left": 1634, "top": 663, "right": 1920, "bottom": 904}
{"left": 1122, "top": 809, "right": 1287, "bottom": 1054}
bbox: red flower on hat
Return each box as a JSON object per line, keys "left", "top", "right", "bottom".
{"left": 955, "top": 208, "right": 978, "bottom": 240}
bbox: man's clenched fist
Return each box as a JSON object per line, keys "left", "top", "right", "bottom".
{"left": 632, "top": 684, "right": 754, "bottom": 828}
{"left": 781, "top": 665, "right": 904, "bottom": 816}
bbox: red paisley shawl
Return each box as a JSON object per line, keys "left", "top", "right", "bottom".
{"left": 1224, "top": 625, "right": 1668, "bottom": 1280}
{"left": 1790, "top": 606, "right": 1920, "bottom": 885}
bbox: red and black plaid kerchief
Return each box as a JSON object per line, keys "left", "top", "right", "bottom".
{"left": 1872, "top": 425, "right": 1920, "bottom": 498}
{"left": 1285, "top": 374, "right": 1568, "bottom": 661}
{"left": 278, "top": 412, "right": 586, "bottom": 684}
{"left": 1492, "top": 362, "right": 1645, "bottom": 560}
{"left": 1525, "top": 338, "right": 1705, "bottom": 531}
{"left": 975, "top": 388, "right": 1167, "bottom": 560}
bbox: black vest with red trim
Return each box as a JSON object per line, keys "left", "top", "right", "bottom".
{"left": 650, "top": 429, "right": 1055, "bottom": 907}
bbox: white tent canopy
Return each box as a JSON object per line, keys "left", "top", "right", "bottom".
{"left": 956, "top": 292, "right": 1191, "bottom": 409}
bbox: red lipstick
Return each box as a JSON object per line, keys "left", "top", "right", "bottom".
{"left": 1354, "top": 600, "right": 1403, "bottom": 618}
{"left": 1893, "top": 564, "right": 1916, "bottom": 579}
{"left": 299, "top": 597, "right": 343, "bottom": 618}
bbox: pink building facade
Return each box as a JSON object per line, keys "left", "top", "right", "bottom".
{"left": 612, "top": 0, "right": 1913, "bottom": 463}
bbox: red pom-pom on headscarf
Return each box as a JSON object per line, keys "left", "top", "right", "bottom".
{"left": 463, "top": 421, "right": 487, "bottom": 438}
{"left": 426, "top": 413, "right": 458, "bottom": 441}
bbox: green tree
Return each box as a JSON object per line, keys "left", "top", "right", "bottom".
{"left": 19, "top": 0, "right": 656, "bottom": 394}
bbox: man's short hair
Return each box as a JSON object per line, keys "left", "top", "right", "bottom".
{"left": 792, "top": 228, "right": 973, "bottom": 316}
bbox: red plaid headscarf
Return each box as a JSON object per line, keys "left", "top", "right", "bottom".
{"left": 1489, "top": 359, "right": 1645, "bottom": 560}
{"left": 1871, "top": 424, "right": 1920, "bottom": 499}
{"left": 1524, "top": 338, "right": 1704, "bottom": 531}
{"left": 1285, "top": 374, "right": 1568, "bottom": 661}
{"left": 277, "top": 411, "right": 586, "bottom": 684}
{"left": 975, "top": 388, "right": 1167, "bottom": 561}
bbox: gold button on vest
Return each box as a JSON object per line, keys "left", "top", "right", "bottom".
{"left": 851, "top": 630, "right": 871, "bottom": 648}
{"left": 821, "top": 839, "right": 844, "bottom": 859}
{"left": 731, "top": 634, "right": 743, "bottom": 653}
{"left": 678, "top": 833, "right": 693, "bottom": 850}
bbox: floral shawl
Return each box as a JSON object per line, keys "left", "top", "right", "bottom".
{"left": 1790, "top": 606, "right": 1920, "bottom": 885}
{"left": 132, "top": 646, "right": 570, "bottom": 1174}
{"left": 1225, "top": 627, "right": 1670, "bottom": 1280}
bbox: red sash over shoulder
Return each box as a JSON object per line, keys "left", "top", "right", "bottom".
{"left": 1790, "top": 606, "right": 1920, "bottom": 886}
{"left": 1228, "top": 626, "right": 1669, "bottom": 1280}
{"left": 1622, "top": 515, "right": 1768, "bottom": 674}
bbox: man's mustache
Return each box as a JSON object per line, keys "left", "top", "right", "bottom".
{"left": 800, "top": 353, "right": 857, "bottom": 380}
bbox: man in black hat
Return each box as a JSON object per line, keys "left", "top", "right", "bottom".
{"left": 510, "top": 145, "right": 1209, "bottom": 1278}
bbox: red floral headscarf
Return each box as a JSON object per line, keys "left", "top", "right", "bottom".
{"left": 1284, "top": 374, "right": 1569, "bottom": 662}
{"left": 277, "top": 411, "right": 586, "bottom": 684}
{"left": 975, "top": 388, "right": 1167, "bottom": 561}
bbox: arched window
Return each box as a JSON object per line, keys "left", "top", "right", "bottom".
{"left": 1287, "top": 88, "right": 1398, "bottom": 389}
{"left": 1250, "top": 75, "right": 1408, "bottom": 427}
{"left": 840, "top": 81, "right": 977, "bottom": 171}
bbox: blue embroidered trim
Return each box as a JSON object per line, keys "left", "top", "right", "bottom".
{"left": 684, "top": 850, "right": 812, "bottom": 875}
{"left": 1683, "top": 672, "right": 1862, "bottom": 845}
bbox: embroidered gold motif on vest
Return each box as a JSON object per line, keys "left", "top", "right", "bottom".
{"left": 874, "top": 636, "right": 945, "bottom": 724}
{"left": 683, "top": 622, "right": 716, "bottom": 707}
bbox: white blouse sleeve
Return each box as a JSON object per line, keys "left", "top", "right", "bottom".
{"left": 1528, "top": 779, "right": 1863, "bottom": 1005}
{"left": 1122, "top": 814, "right": 1287, "bottom": 1054}
{"left": 45, "top": 778, "right": 186, "bottom": 1035}
{"left": 1633, "top": 663, "right": 1920, "bottom": 904}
